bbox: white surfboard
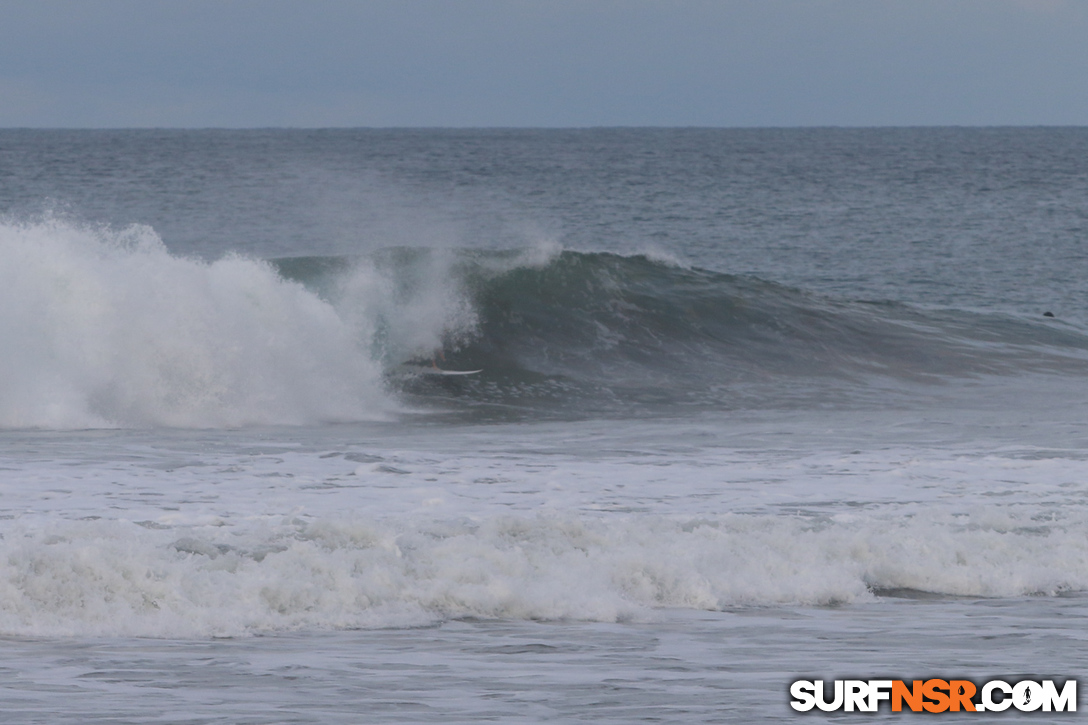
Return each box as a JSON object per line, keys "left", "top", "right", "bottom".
{"left": 402, "top": 364, "right": 482, "bottom": 376}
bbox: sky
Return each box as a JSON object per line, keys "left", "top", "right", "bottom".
{"left": 1, "top": 0, "right": 1087, "bottom": 128}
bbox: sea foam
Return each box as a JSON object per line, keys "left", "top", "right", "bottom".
{"left": 0, "top": 219, "right": 450, "bottom": 428}
{"left": 0, "top": 509, "right": 1084, "bottom": 638}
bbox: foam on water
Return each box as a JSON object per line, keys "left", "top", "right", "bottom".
{"left": 1, "top": 506, "right": 1084, "bottom": 639}
{"left": 1, "top": 418, "right": 1085, "bottom": 639}
{"left": 0, "top": 219, "right": 431, "bottom": 428}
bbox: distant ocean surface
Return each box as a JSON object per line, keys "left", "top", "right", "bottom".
{"left": 0, "top": 128, "right": 1086, "bottom": 722}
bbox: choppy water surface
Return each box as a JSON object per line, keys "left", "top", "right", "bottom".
{"left": 1, "top": 128, "right": 1087, "bottom": 722}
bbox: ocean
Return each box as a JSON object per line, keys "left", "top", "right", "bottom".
{"left": 0, "top": 128, "right": 1086, "bottom": 722}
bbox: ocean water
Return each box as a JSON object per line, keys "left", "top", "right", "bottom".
{"left": 0, "top": 128, "right": 1086, "bottom": 722}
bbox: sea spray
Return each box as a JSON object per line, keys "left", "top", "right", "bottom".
{"left": 0, "top": 218, "right": 392, "bottom": 427}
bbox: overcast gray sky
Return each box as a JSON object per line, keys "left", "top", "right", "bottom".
{"left": 1, "top": 0, "right": 1086, "bottom": 127}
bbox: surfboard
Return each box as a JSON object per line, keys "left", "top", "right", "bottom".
{"left": 402, "top": 364, "right": 482, "bottom": 376}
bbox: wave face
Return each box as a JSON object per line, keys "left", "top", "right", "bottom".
{"left": 279, "top": 248, "right": 1088, "bottom": 417}
{"left": 4, "top": 217, "right": 1087, "bottom": 429}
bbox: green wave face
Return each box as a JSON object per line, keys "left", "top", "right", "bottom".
{"left": 273, "top": 249, "right": 1088, "bottom": 418}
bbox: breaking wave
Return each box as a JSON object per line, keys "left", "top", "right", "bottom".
{"left": 3, "top": 217, "right": 1087, "bottom": 428}
{"left": 279, "top": 247, "right": 1088, "bottom": 415}
{"left": 1, "top": 508, "right": 1084, "bottom": 638}
{"left": 0, "top": 219, "right": 410, "bottom": 428}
